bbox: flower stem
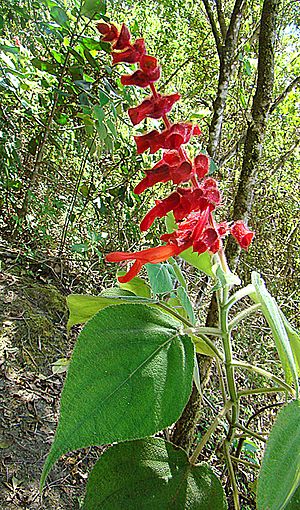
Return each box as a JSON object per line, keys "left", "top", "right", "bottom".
{"left": 232, "top": 360, "right": 295, "bottom": 396}
{"left": 238, "top": 386, "right": 287, "bottom": 397}
{"left": 235, "top": 424, "right": 267, "bottom": 442}
{"left": 228, "top": 303, "right": 261, "bottom": 331}
{"left": 224, "top": 441, "right": 240, "bottom": 510}
{"left": 189, "top": 400, "right": 232, "bottom": 464}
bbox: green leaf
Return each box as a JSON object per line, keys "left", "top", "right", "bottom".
{"left": 180, "top": 248, "right": 213, "bottom": 277}
{"left": 99, "top": 89, "right": 110, "bottom": 106}
{"left": 193, "top": 335, "right": 216, "bottom": 357}
{"left": 251, "top": 272, "right": 299, "bottom": 393}
{"left": 280, "top": 312, "right": 300, "bottom": 378}
{"left": 95, "top": 120, "right": 107, "bottom": 139}
{"left": 81, "top": 0, "right": 106, "bottom": 18}
{"left": 176, "top": 286, "right": 195, "bottom": 324}
{"left": 93, "top": 105, "right": 105, "bottom": 121}
{"left": 165, "top": 213, "right": 213, "bottom": 277}
{"left": 211, "top": 264, "right": 241, "bottom": 291}
{"left": 66, "top": 292, "right": 155, "bottom": 329}
{"left": 146, "top": 262, "right": 175, "bottom": 294}
{"left": 50, "top": 6, "right": 69, "bottom": 26}
{"left": 169, "top": 257, "right": 187, "bottom": 289}
{"left": 117, "top": 272, "right": 152, "bottom": 298}
{"left": 257, "top": 400, "right": 300, "bottom": 510}
{"left": 41, "top": 304, "right": 194, "bottom": 486}
{"left": 71, "top": 242, "right": 89, "bottom": 254}
{"left": 83, "top": 438, "right": 227, "bottom": 509}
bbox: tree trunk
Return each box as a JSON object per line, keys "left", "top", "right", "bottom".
{"left": 226, "top": 0, "right": 281, "bottom": 269}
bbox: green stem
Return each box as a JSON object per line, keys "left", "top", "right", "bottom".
{"left": 230, "top": 455, "right": 260, "bottom": 470}
{"left": 194, "top": 326, "right": 223, "bottom": 337}
{"left": 219, "top": 289, "right": 239, "bottom": 435}
{"left": 232, "top": 360, "right": 295, "bottom": 396}
{"left": 236, "top": 424, "right": 267, "bottom": 442}
{"left": 224, "top": 441, "right": 240, "bottom": 510}
{"left": 228, "top": 303, "right": 261, "bottom": 331}
{"left": 225, "top": 284, "right": 255, "bottom": 311}
{"left": 157, "top": 302, "right": 224, "bottom": 360}
{"left": 189, "top": 401, "right": 232, "bottom": 464}
{"left": 238, "top": 386, "right": 287, "bottom": 397}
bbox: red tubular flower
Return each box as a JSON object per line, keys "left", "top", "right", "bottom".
{"left": 128, "top": 93, "right": 180, "bottom": 125}
{"left": 134, "top": 151, "right": 192, "bottom": 194}
{"left": 194, "top": 153, "right": 209, "bottom": 179}
{"left": 112, "top": 38, "right": 146, "bottom": 65}
{"left": 121, "top": 67, "right": 161, "bottom": 87}
{"left": 231, "top": 221, "right": 254, "bottom": 250}
{"left": 97, "top": 22, "right": 119, "bottom": 43}
{"left": 200, "top": 178, "right": 221, "bottom": 207}
{"left": 134, "top": 123, "right": 201, "bottom": 154}
{"left": 106, "top": 244, "right": 182, "bottom": 283}
{"left": 134, "top": 164, "right": 170, "bottom": 194}
{"left": 113, "top": 23, "right": 131, "bottom": 50}
{"left": 140, "top": 192, "right": 180, "bottom": 231}
{"left": 121, "top": 54, "right": 161, "bottom": 88}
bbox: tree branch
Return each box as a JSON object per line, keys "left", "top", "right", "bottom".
{"left": 202, "top": 0, "right": 223, "bottom": 57}
{"left": 214, "top": 0, "right": 227, "bottom": 40}
{"left": 270, "top": 75, "right": 300, "bottom": 113}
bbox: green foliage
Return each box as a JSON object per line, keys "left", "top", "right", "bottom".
{"left": 257, "top": 400, "right": 300, "bottom": 510}
{"left": 146, "top": 262, "right": 176, "bottom": 295}
{"left": 251, "top": 272, "right": 299, "bottom": 393}
{"left": 83, "top": 438, "right": 227, "bottom": 509}
{"left": 41, "top": 304, "right": 194, "bottom": 486}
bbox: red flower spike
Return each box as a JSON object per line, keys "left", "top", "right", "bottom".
{"left": 112, "top": 39, "right": 146, "bottom": 65}
{"left": 121, "top": 67, "right": 161, "bottom": 88}
{"left": 106, "top": 244, "right": 182, "bottom": 282}
{"left": 113, "top": 23, "right": 131, "bottom": 50}
{"left": 140, "top": 192, "right": 180, "bottom": 231}
{"left": 128, "top": 93, "right": 180, "bottom": 126}
{"left": 194, "top": 153, "right": 209, "bottom": 180}
{"left": 134, "top": 123, "right": 201, "bottom": 154}
{"left": 97, "top": 23, "right": 119, "bottom": 43}
{"left": 231, "top": 221, "right": 254, "bottom": 250}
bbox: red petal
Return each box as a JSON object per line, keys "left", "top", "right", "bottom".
{"left": 117, "top": 260, "right": 143, "bottom": 283}
{"left": 113, "top": 23, "right": 131, "bottom": 50}
{"left": 112, "top": 38, "right": 146, "bottom": 65}
{"left": 97, "top": 23, "right": 119, "bottom": 42}
{"left": 194, "top": 154, "right": 209, "bottom": 180}
{"left": 231, "top": 221, "right": 254, "bottom": 250}
{"left": 140, "top": 55, "right": 158, "bottom": 71}
{"left": 140, "top": 192, "right": 180, "bottom": 231}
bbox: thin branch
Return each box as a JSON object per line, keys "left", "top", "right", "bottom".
{"left": 270, "top": 75, "right": 300, "bottom": 113}
{"left": 202, "top": 0, "right": 223, "bottom": 57}
{"left": 214, "top": 0, "right": 227, "bottom": 40}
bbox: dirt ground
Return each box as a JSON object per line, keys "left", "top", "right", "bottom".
{"left": 0, "top": 271, "right": 103, "bottom": 510}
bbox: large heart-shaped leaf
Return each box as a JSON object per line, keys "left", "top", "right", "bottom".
{"left": 41, "top": 304, "right": 194, "bottom": 486}
{"left": 257, "top": 400, "right": 300, "bottom": 510}
{"left": 83, "top": 438, "right": 227, "bottom": 509}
